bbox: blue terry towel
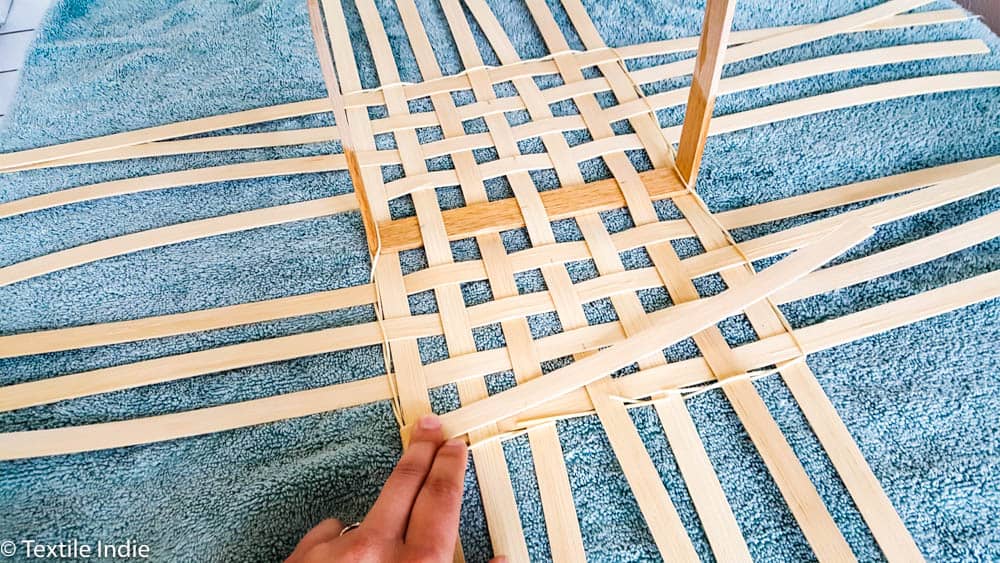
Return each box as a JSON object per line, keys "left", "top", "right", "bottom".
{"left": 1, "top": 0, "right": 999, "bottom": 561}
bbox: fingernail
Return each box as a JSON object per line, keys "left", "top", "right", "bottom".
{"left": 418, "top": 414, "right": 441, "bottom": 430}
{"left": 443, "top": 438, "right": 466, "bottom": 449}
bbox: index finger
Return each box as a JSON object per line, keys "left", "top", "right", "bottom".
{"left": 363, "top": 414, "right": 445, "bottom": 538}
{"left": 404, "top": 438, "right": 469, "bottom": 556}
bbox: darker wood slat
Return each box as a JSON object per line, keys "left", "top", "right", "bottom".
{"left": 377, "top": 166, "right": 686, "bottom": 252}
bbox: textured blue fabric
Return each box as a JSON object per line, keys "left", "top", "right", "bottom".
{"left": 0, "top": 0, "right": 998, "bottom": 561}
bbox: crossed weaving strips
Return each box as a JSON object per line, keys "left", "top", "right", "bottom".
{"left": 1, "top": 0, "right": 999, "bottom": 561}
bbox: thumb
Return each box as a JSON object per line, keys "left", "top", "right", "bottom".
{"left": 488, "top": 558, "right": 508, "bottom": 563}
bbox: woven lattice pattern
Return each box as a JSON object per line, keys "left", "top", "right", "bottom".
{"left": 311, "top": 1, "right": 910, "bottom": 558}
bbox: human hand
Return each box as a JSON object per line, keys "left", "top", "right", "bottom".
{"left": 286, "top": 414, "right": 505, "bottom": 563}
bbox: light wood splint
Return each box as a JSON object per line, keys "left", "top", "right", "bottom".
{"left": 1, "top": 1, "right": 998, "bottom": 561}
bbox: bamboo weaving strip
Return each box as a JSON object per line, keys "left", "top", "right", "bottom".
{"left": 352, "top": 0, "right": 930, "bottom": 110}
{"left": 675, "top": 186, "right": 890, "bottom": 557}
{"left": 437, "top": 1, "right": 588, "bottom": 558}
{"left": 573, "top": 0, "right": 739, "bottom": 554}
{"left": 0, "top": 60, "right": 990, "bottom": 230}
{"left": 677, "top": 166, "right": 923, "bottom": 557}
{"left": 21, "top": 10, "right": 952, "bottom": 174}
{"left": 772, "top": 210, "right": 1000, "bottom": 305}
{"left": 435, "top": 222, "right": 874, "bottom": 439}
{"left": 616, "top": 148, "right": 984, "bottom": 560}
{"left": 3, "top": 265, "right": 997, "bottom": 461}
{"left": 0, "top": 17, "right": 976, "bottom": 183}
{"left": 719, "top": 376, "right": 857, "bottom": 560}
{"left": 781, "top": 360, "right": 923, "bottom": 560}
{"left": 408, "top": 13, "right": 584, "bottom": 563}
{"left": 544, "top": 0, "right": 745, "bottom": 554}
{"left": 365, "top": 63, "right": 995, "bottom": 164}
{"left": 469, "top": 0, "right": 698, "bottom": 551}
{"left": 555, "top": 0, "right": 840, "bottom": 554}
{"left": 605, "top": 39, "right": 988, "bottom": 124}
{"left": 316, "top": 0, "right": 434, "bottom": 427}
{"left": 374, "top": 64, "right": 992, "bottom": 202}
{"left": 521, "top": 0, "right": 703, "bottom": 553}
{"left": 0, "top": 99, "right": 331, "bottom": 171}
{"left": 33, "top": 33, "right": 944, "bottom": 171}
{"left": 653, "top": 394, "right": 752, "bottom": 563}
{"left": 669, "top": 125, "right": 917, "bottom": 556}
{"left": 558, "top": 0, "right": 748, "bottom": 550}
{"left": 314, "top": 0, "right": 461, "bottom": 557}
{"left": 390, "top": 0, "right": 537, "bottom": 557}
{"left": 559, "top": 0, "right": 674, "bottom": 169}
{"left": 730, "top": 163, "right": 1000, "bottom": 266}
{"left": 504, "top": 266, "right": 1000, "bottom": 431}
{"left": 3, "top": 199, "right": 993, "bottom": 415}
{"left": 0, "top": 156, "right": 986, "bottom": 359}
{"left": 0, "top": 60, "right": 989, "bottom": 291}
{"left": 0, "top": 282, "right": 376, "bottom": 359}
{"left": 378, "top": 69, "right": 1000, "bottom": 251}
{"left": 0, "top": 9, "right": 966, "bottom": 174}
{"left": 0, "top": 194, "right": 357, "bottom": 288}
{"left": 307, "top": 0, "right": 379, "bottom": 258}
{"left": 362, "top": 1, "right": 948, "bottom": 138}
{"left": 608, "top": 9, "right": 968, "bottom": 60}
{"left": 4, "top": 127, "right": 342, "bottom": 173}
{"left": 352, "top": 0, "right": 528, "bottom": 558}
{"left": 586, "top": 378, "right": 700, "bottom": 561}
{"left": 2, "top": 159, "right": 994, "bottom": 381}
{"left": 0, "top": 155, "right": 345, "bottom": 220}
{"left": 628, "top": 0, "right": 932, "bottom": 86}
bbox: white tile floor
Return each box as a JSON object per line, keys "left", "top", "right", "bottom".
{"left": 0, "top": 0, "right": 54, "bottom": 117}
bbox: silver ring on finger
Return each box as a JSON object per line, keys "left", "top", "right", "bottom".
{"left": 339, "top": 522, "right": 362, "bottom": 537}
